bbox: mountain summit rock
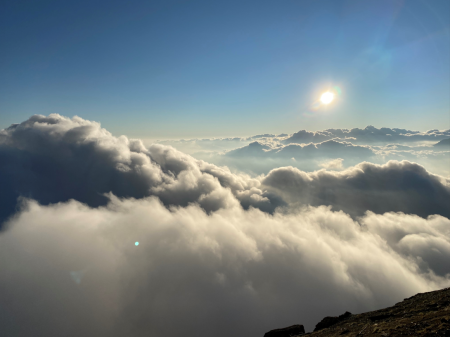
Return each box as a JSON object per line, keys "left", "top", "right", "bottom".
{"left": 264, "top": 287, "right": 450, "bottom": 336}
{"left": 263, "top": 324, "right": 305, "bottom": 337}
{"left": 313, "top": 311, "right": 352, "bottom": 332}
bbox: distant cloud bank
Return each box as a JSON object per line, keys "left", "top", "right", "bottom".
{"left": 1, "top": 115, "right": 449, "bottom": 337}
{"left": 154, "top": 125, "right": 450, "bottom": 176}
{"left": 262, "top": 161, "right": 450, "bottom": 218}
{"left": 1, "top": 115, "right": 449, "bottom": 223}
{"left": 283, "top": 125, "right": 450, "bottom": 145}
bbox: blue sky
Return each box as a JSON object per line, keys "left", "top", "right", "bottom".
{"left": 1, "top": 0, "right": 449, "bottom": 138}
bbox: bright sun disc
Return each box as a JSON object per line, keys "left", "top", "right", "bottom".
{"left": 320, "top": 91, "right": 335, "bottom": 104}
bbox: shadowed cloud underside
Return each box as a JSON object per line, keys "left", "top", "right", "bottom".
{"left": 0, "top": 114, "right": 449, "bottom": 337}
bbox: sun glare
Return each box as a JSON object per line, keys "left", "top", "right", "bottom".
{"left": 320, "top": 91, "right": 335, "bottom": 105}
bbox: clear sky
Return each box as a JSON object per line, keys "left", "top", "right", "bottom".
{"left": 1, "top": 0, "right": 449, "bottom": 138}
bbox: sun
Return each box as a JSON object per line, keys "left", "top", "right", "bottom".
{"left": 320, "top": 91, "right": 335, "bottom": 105}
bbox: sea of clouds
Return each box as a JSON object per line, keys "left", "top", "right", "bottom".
{"left": 1, "top": 114, "right": 450, "bottom": 337}
{"left": 155, "top": 125, "right": 450, "bottom": 177}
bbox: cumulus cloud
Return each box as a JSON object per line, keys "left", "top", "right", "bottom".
{"left": 283, "top": 126, "right": 450, "bottom": 145}
{"left": 151, "top": 128, "right": 450, "bottom": 160}
{"left": 145, "top": 126, "right": 450, "bottom": 177}
{"left": 320, "top": 158, "right": 344, "bottom": 170}
{"left": 183, "top": 137, "right": 449, "bottom": 177}
{"left": 197, "top": 139, "right": 375, "bottom": 175}
{"left": 434, "top": 138, "right": 450, "bottom": 148}
{"left": 262, "top": 160, "right": 450, "bottom": 219}
{"left": 1, "top": 115, "right": 449, "bottom": 225}
{"left": 0, "top": 114, "right": 280, "bottom": 224}
{"left": 149, "top": 137, "right": 252, "bottom": 155}
{"left": 371, "top": 145, "right": 450, "bottom": 177}
{"left": 227, "top": 140, "right": 374, "bottom": 159}
{"left": 1, "top": 114, "right": 450, "bottom": 337}
{"left": 0, "top": 197, "right": 449, "bottom": 337}
{"left": 145, "top": 132, "right": 290, "bottom": 157}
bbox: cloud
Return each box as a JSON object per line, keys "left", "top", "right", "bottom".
{"left": 192, "top": 137, "right": 450, "bottom": 177}
{"left": 151, "top": 127, "right": 450, "bottom": 160}
{"left": 146, "top": 127, "right": 450, "bottom": 176}
{"left": 320, "top": 158, "right": 344, "bottom": 170}
{"left": 1, "top": 114, "right": 450, "bottom": 337}
{"left": 148, "top": 132, "right": 291, "bottom": 157}
{"left": 150, "top": 137, "right": 252, "bottom": 155}
{"left": 226, "top": 140, "right": 374, "bottom": 160}
{"left": 0, "top": 196, "right": 448, "bottom": 337}
{"left": 434, "top": 138, "right": 450, "bottom": 148}
{"left": 1, "top": 115, "right": 449, "bottom": 225}
{"left": 368, "top": 145, "right": 450, "bottom": 178}
{"left": 283, "top": 126, "right": 450, "bottom": 145}
{"left": 0, "top": 114, "right": 279, "bottom": 224}
{"left": 209, "top": 139, "right": 374, "bottom": 175}
{"left": 262, "top": 161, "right": 450, "bottom": 218}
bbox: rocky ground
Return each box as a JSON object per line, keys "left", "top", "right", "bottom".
{"left": 265, "top": 287, "right": 450, "bottom": 336}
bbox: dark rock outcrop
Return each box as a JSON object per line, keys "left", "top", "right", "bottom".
{"left": 263, "top": 287, "right": 450, "bottom": 336}
{"left": 309, "top": 287, "right": 450, "bottom": 336}
{"left": 264, "top": 324, "right": 305, "bottom": 337}
{"left": 313, "top": 311, "right": 352, "bottom": 332}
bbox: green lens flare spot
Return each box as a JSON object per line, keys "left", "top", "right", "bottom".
{"left": 333, "top": 86, "right": 342, "bottom": 96}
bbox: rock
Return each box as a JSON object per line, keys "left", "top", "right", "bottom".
{"left": 368, "top": 314, "right": 391, "bottom": 322}
{"left": 313, "top": 312, "right": 352, "bottom": 332}
{"left": 264, "top": 324, "right": 305, "bottom": 337}
{"left": 306, "top": 287, "right": 450, "bottom": 336}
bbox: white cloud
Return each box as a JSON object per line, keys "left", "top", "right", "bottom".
{"left": 262, "top": 160, "right": 450, "bottom": 218}
{"left": 226, "top": 140, "right": 374, "bottom": 160}
{"left": 1, "top": 114, "right": 450, "bottom": 336}
{"left": 284, "top": 126, "right": 450, "bottom": 145}
{"left": 189, "top": 138, "right": 450, "bottom": 177}
{"left": 0, "top": 114, "right": 279, "bottom": 222}
{"left": 1, "top": 115, "right": 449, "bottom": 223}
{"left": 0, "top": 197, "right": 448, "bottom": 337}
{"left": 319, "top": 158, "right": 344, "bottom": 170}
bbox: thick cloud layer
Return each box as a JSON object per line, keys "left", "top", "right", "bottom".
{"left": 166, "top": 134, "right": 450, "bottom": 177}
{"left": 217, "top": 139, "right": 376, "bottom": 174}
{"left": 0, "top": 115, "right": 279, "bottom": 224}
{"left": 1, "top": 197, "right": 449, "bottom": 337}
{"left": 1, "top": 114, "right": 450, "bottom": 337}
{"left": 159, "top": 127, "right": 450, "bottom": 154}
{"left": 434, "top": 138, "right": 450, "bottom": 148}
{"left": 152, "top": 136, "right": 252, "bottom": 155}
{"left": 283, "top": 126, "right": 450, "bottom": 145}
{"left": 262, "top": 161, "right": 450, "bottom": 218}
{"left": 1, "top": 115, "right": 449, "bottom": 225}
{"left": 147, "top": 133, "right": 289, "bottom": 156}
{"left": 227, "top": 140, "right": 374, "bottom": 160}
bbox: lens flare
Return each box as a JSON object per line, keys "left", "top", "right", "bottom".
{"left": 320, "top": 91, "right": 335, "bottom": 104}
{"left": 135, "top": 241, "right": 139, "bottom": 246}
